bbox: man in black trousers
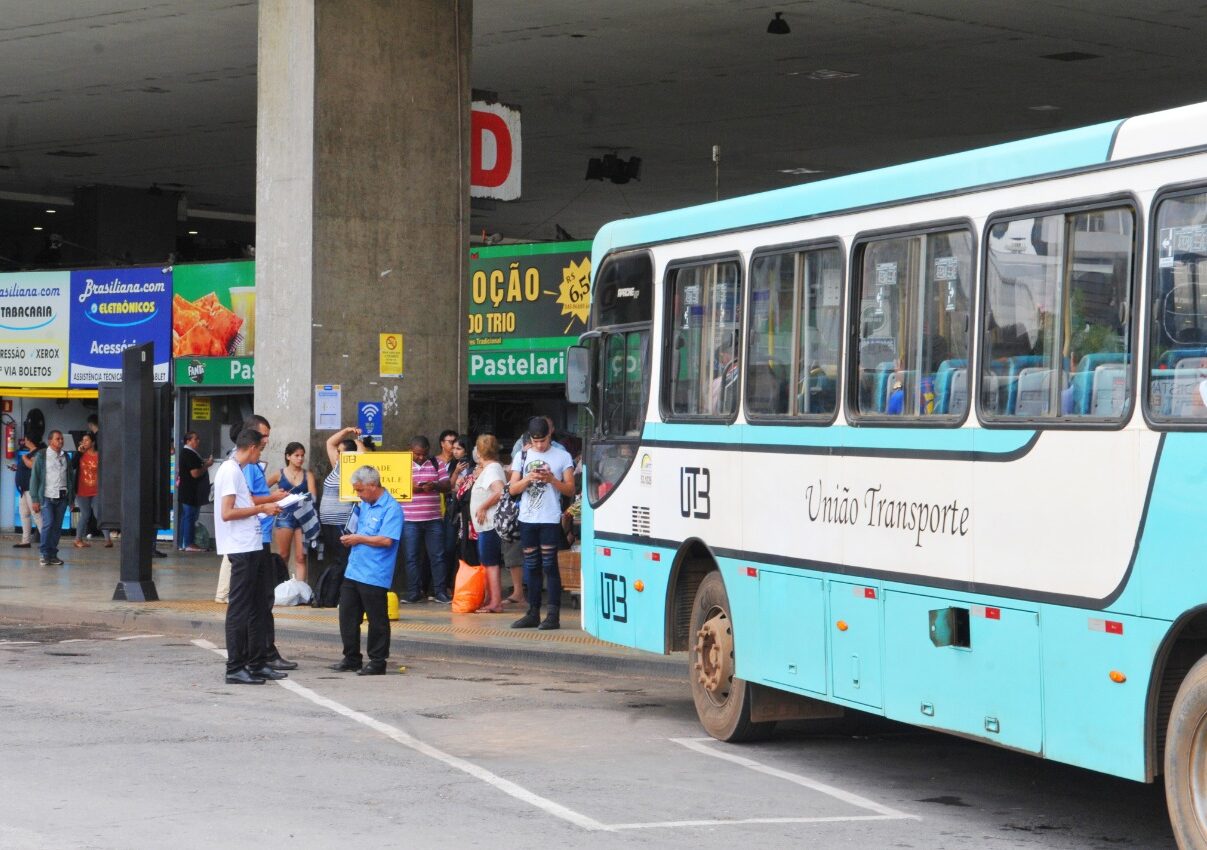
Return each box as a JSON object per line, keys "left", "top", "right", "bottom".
{"left": 214, "top": 428, "right": 283, "bottom": 684}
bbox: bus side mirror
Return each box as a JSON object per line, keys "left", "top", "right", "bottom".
{"left": 565, "top": 345, "right": 592, "bottom": 404}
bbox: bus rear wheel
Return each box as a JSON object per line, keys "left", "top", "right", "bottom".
{"left": 1166, "top": 655, "right": 1207, "bottom": 849}
{"left": 688, "top": 571, "right": 775, "bottom": 742}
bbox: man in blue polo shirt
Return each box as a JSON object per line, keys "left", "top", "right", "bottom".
{"left": 331, "top": 465, "right": 403, "bottom": 676}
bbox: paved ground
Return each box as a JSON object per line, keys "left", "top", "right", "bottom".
{"left": 0, "top": 540, "right": 1180, "bottom": 848}
{"left": 0, "top": 616, "right": 1177, "bottom": 850}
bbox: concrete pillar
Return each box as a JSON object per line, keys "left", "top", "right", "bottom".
{"left": 255, "top": 0, "right": 470, "bottom": 466}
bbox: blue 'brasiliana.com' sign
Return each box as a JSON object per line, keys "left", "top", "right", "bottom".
{"left": 69, "top": 266, "right": 172, "bottom": 386}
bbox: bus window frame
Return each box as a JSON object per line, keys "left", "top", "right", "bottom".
{"left": 1141, "top": 180, "right": 1207, "bottom": 431}
{"left": 744, "top": 237, "right": 846, "bottom": 426}
{"left": 844, "top": 218, "right": 978, "bottom": 429}
{"left": 659, "top": 251, "right": 746, "bottom": 426}
{"left": 975, "top": 193, "right": 1141, "bottom": 432}
{"left": 590, "top": 248, "right": 656, "bottom": 330}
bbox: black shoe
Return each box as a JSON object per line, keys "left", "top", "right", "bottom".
{"left": 511, "top": 611, "right": 540, "bottom": 629}
{"left": 249, "top": 665, "right": 287, "bottom": 680}
{"left": 152, "top": 549, "right": 167, "bottom": 558}
{"left": 399, "top": 595, "right": 423, "bottom": 604}
{"left": 47, "top": 557, "right": 64, "bottom": 566}
{"left": 434, "top": 592, "right": 452, "bottom": 604}
{"left": 358, "top": 660, "right": 387, "bottom": 676}
{"left": 266, "top": 656, "right": 298, "bottom": 671}
{"left": 537, "top": 614, "right": 561, "bottom": 631}
{"left": 331, "top": 659, "right": 362, "bottom": 672}
{"left": 225, "top": 668, "right": 266, "bottom": 685}
{"left": 13, "top": 542, "right": 30, "bottom": 548}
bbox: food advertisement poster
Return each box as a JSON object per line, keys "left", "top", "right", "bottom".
{"left": 0, "top": 270, "right": 71, "bottom": 388}
{"left": 172, "top": 261, "right": 255, "bottom": 387}
{"left": 467, "top": 241, "right": 592, "bottom": 384}
{"left": 69, "top": 266, "right": 171, "bottom": 386}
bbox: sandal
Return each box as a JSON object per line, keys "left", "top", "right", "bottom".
{"left": 476, "top": 605, "right": 505, "bottom": 614}
{"left": 73, "top": 540, "right": 90, "bottom": 548}
{"left": 503, "top": 595, "right": 525, "bottom": 604}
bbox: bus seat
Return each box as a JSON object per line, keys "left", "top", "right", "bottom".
{"left": 1070, "top": 352, "right": 1129, "bottom": 415}
{"left": 1168, "top": 357, "right": 1207, "bottom": 418}
{"left": 1003, "top": 355, "right": 1047, "bottom": 413}
{"left": 933, "top": 358, "right": 968, "bottom": 414}
{"left": 948, "top": 368, "right": 970, "bottom": 416}
{"left": 1159, "top": 347, "right": 1207, "bottom": 368}
{"left": 871, "top": 361, "right": 896, "bottom": 412}
{"left": 1089, "top": 363, "right": 1129, "bottom": 416}
{"left": 1014, "top": 367, "right": 1052, "bottom": 416}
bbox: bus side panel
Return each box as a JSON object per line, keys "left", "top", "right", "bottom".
{"left": 883, "top": 589, "right": 1043, "bottom": 753}
{"left": 592, "top": 545, "right": 635, "bottom": 647}
{"left": 753, "top": 570, "right": 827, "bottom": 694}
{"left": 1040, "top": 607, "right": 1166, "bottom": 781}
{"left": 1139, "top": 432, "right": 1207, "bottom": 621}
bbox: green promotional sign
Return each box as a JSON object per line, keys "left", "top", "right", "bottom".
{"left": 172, "top": 260, "right": 255, "bottom": 387}
{"left": 468, "top": 241, "right": 591, "bottom": 385}
{"left": 175, "top": 356, "right": 255, "bottom": 387}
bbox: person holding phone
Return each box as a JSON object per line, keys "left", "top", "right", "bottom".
{"left": 507, "top": 417, "right": 575, "bottom": 631}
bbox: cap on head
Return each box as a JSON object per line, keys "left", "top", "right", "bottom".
{"left": 527, "top": 416, "right": 551, "bottom": 439}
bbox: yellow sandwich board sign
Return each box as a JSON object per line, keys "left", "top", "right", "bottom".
{"left": 338, "top": 451, "right": 413, "bottom": 503}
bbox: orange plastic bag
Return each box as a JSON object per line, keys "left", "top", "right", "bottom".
{"left": 451, "top": 561, "right": 486, "bottom": 613}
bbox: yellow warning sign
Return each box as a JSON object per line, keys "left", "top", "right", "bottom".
{"left": 379, "top": 333, "right": 403, "bottom": 378}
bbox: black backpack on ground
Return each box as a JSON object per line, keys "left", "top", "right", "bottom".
{"left": 312, "top": 562, "right": 345, "bottom": 608}
{"left": 271, "top": 552, "right": 289, "bottom": 585}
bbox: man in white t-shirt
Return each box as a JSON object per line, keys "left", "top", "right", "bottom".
{"left": 214, "top": 428, "right": 282, "bottom": 685}
{"left": 507, "top": 417, "right": 575, "bottom": 631}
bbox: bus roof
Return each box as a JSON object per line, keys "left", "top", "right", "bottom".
{"left": 592, "top": 101, "right": 1207, "bottom": 262}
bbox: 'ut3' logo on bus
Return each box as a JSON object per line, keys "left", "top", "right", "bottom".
{"left": 680, "top": 467, "right": 711, "bottom": 519}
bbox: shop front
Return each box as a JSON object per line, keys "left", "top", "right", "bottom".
{"left": 467, "top": 241, "right": 591, "bottom": 453}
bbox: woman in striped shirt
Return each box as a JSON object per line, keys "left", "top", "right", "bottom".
{"left": 320, "top": 426, "right": 365, "bottom": 569}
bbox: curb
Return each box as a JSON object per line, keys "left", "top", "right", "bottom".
{"left": 0, "top": 601, "right": 685, "bottom": 681}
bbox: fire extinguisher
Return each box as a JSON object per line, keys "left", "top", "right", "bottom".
{"left": 3, "top": 421, "right": 15, "bottom": 459}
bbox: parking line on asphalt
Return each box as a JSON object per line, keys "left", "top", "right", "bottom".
{"left": 669, "top": 737, "right": 917, "bottom": 821}
{"left": 190, "top": 639, "right": 613, "bottom": 833}
{"left": 115, "top": 634, "right": 164, "bottom": 641}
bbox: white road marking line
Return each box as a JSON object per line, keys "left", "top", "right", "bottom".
{"left": 58, "top": 639, "right": 93, "bottom": 644}
{"left": 670, "top": 737, "right": 917, "bottom": 820}
{"left": 0, "top": 640, "right": 40, "bottom": 645}
{"left": 611, "top": 814, "right": 902, "bottom": 830}
{"left": 115, "top": 634, "right": 164, "bottom": 641}
{"left": 189, "top": 639, "right": 611, "bottom": 833}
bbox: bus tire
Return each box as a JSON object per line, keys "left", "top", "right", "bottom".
{"left": 688, "top": 571, "right": 775, "bottom": 743}
{"left": 1166, "top": 654, "right": 1207, "bottom": 849}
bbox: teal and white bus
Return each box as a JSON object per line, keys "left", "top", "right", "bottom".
{"left": 566, "top": 101, "right": 1207, "bottom": 847}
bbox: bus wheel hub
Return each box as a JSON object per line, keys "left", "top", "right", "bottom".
{"left": 695, "top": 611, "right": 734, "bottom": 697}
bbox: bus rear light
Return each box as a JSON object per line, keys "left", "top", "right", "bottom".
{"left": 745, "top": 567, "right": 758, "bottom": 578}
{"left": 647, "top": 552, "right": 661, "bottom": 561}
{"left": 601, "top": 547, "right": 611, "bottom": 557}
{"left": 1110, "top": 670, "right": 1127, "bottom": 683}
{"left": 864, "top": 587, "right": 877, "bottom": 599}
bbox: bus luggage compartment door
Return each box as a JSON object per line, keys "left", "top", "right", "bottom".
{"left": 755, "top": 571, "right": 827, "bottom": 695}
{"left": 593, "top": 545, "right": 635, "bottom": 648}
{"left": 829, "top": 581, "right": 884, "bottom": 708}
{"left": 883, "top": 590, "right": 1042, "bottom": 753}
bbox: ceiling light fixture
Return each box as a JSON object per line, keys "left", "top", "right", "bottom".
{"left": 45, "top": 209, "right": 56, "bottom": 214}
{"left": 767, "top": 12, "right": 790, "bottom": 35}
{"left": 586, "top": 153, "right": 642, "bottom": 184}
{"left": 1028, "top": 104, "right": 1060, "bottom": 112}
{"left": 187, "top": 230, "right": 199, "bottom": 236}
{"left": 33, "top": 226, "right": 43, "bottom": 231}
{"left": 778, "top": 167, "right": 826, "bottom": 175}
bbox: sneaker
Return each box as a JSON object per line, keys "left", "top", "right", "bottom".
{"left": 39, "top": 558, "right": 49, "bottom": 566}
{"left": 537, "top": 614, "right": 561, "bottom": 631}
{"left": 13, "top": 542, "right": 30, "bottom": 548}
{"left": 47, "top": 557, "right": 64, "bottom": 566}
{"left": 399, "top": 595, "right": 423, "bottom": 604}
{"left": 434, "top": 592, "right": 453, "bottom": 604}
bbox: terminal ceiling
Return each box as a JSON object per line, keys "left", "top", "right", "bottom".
{"left": 2, "top": 0, "right": 1207, "bottom": 256}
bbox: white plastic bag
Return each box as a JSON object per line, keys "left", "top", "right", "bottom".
{"left": 274, "top": 578, "right": 314, "bottom": 607}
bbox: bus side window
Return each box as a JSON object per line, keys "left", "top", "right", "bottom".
{"left": 746, "top": 245, "right": 843, "bottom": 419}
{"left": 665, "top": 259, "right": 743, "bottom": 419}
{"left": 853, "top": 229, "right": 972, "bottom": 421}
{"left": 982, "top": 206, "right": 1135, "bottom": 422}
{"left": 1147, "top": 189, "right": 1207, "bottom": 422}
